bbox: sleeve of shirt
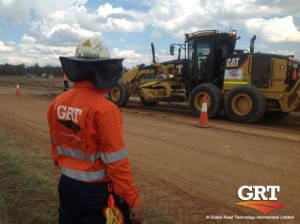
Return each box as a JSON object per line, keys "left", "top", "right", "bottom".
{"left": 47, "top": 100, "right": 60, "bottom": 169}
{"left": 97, "top": 106, "right": 141, "bottom": 207}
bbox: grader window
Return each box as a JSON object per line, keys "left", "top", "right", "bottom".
{"left": 196, "top": 44, "right": 211, "bottom": 74}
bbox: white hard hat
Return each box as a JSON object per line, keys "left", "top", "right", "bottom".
{"left": 75, "top": 37, "right": 111, "bottom": 59}
{"left": 59, "top": 36, "right": 124, "bottom": 89}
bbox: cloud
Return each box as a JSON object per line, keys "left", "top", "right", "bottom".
{"left": 246, "top": 16, "right": 300, "bottom": 42}
{"left": 150, "top": 29, "right": 162, "bottom": 39}
{"left": 22, "top": 34, "right": 36, "bottom": 44}
{"left": 274, "top": 49, "right": 295, "bottom": 56}
{"left": 93, "top": 3, "right": 145, "bottom": 32}
{"left": 17, "top": 43, "right": 73, "bottom": 66}
{"left": 1, "top": 0, "right": 300, "bottom": 67}
{"left": 0, "top": 41, "right": 14, "bottom": 53}
{"left": 0, "top": 38, "right": 74, "bottom": 66}
{"left": 140, "top": 0, "right": 300, "bottom": 42}
{"left": 112, "top": 48, "right": 146, "bottom": 67}
{"left": 0, "top": 0, "right": 32, "bottom": 25}
{"left": 111, "top": 47, "right": 174, "bottom": 68}
{"left": 143, "top": 0, "right": 211, "bottom": 37}
{"left": 0, "top": 0, "right": 88, "bottom": 25}
{"left": 28, "top": 3, "right": 145, "bottom": 47}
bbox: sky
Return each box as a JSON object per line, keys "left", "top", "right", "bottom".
{"left": 0, "top": 0, "right": 300, "bottom": 69}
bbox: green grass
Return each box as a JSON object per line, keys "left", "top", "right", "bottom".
{"left": 0, "top": 134, "right": 58, "bottom": 224}
{"left": 0, "top": 132, "right": 173, "bottom": 224}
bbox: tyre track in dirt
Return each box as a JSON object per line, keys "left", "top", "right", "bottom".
{"left": 121, "top": 103, "right": 300, "bottom": 143}
{"left": 0, "top": 87, "right": 299, "bottom": 224}
{"left": 120, "top": 108, "right": 299, "bottom": 223}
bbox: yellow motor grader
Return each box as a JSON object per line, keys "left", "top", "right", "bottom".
{"left": 109, "top": 30, "right": 300, "bottom": 123}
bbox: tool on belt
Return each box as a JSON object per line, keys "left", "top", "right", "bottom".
{"left": 103, "top": 183, "right": 125, "bottom": 224}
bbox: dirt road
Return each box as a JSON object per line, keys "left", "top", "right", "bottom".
{"left": 0, "top": 85, "right": 299, "bottom": 224}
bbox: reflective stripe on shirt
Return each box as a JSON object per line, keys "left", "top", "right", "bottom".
{"left": 100, "top": 148, "right": 128, "bottom": 164}
{"left": 60, "top": 166, "right": 107, "bottom": 182}
{"left": 56, "top": 146, "right": 128, "bottom": 164}
{"left": 56, "top": 146, "right": 96, "bottom": 163}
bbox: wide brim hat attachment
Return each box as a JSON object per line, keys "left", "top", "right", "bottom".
{"left": 59, "top": 37, "right": 124, "bottom": 89}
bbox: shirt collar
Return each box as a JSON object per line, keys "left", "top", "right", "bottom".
{"left": 73, "top": 81, "right": 111, "bottom": 94}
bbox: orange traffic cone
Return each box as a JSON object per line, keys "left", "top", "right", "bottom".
{"left": 15, "top": 82, "right": 21, "bottom": 94}
{"left": 195, "top": 95, "right": 209, "bottom": 128}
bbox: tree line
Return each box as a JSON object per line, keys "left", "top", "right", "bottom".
{"left": 0, "top": 63, "right": 63, "bottom": 77}
{"left": 0, "top": 63, "right": 129, "bottom": 77}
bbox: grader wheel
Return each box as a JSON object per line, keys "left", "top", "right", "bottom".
{"left": 189, "top": 84, "right": 223, "bottom": 118}
{"left": 225, "top": 85, "right": 266, "bottom": 123}
{"left": 108, "top": 82, "right": 130, "bottom": 107}
{"left": 231, "top": 93, "right": 253, "bottom": 116}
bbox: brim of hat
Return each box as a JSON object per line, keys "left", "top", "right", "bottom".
{"left": 65, "top": 56, "right": 113, "bottom": 62}
{"left": 59, "top": 56, "right": 124, "bottom": 89}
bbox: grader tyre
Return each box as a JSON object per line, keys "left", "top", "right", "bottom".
{"left": 225, "top": 85, "right": 266, "bottom": 123}
{"left": 108, "top": 82, "right": 130, "bottom": 107}
{"left": 189, "top": 84, "right": 223, "bottom": 118}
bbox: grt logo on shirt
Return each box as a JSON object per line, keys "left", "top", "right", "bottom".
{"left": 56, "top": 105, "right": 83, "bottom": 133}
{"left": 57, "top": 105, "right": 82, "bottom": 123}
{"left": 236, "top": 185, "right": 285, "bottom": 215}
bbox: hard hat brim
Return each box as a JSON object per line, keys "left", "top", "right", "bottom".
{"left": 59, "top": 56, "right": 124, "bottom": 89}
{"left": 62, "top": 56, "right": 112, "bottom": 62}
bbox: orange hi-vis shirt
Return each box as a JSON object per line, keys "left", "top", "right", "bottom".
{"left": 47, "top": 80, "right": 140, "bottom": 207}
